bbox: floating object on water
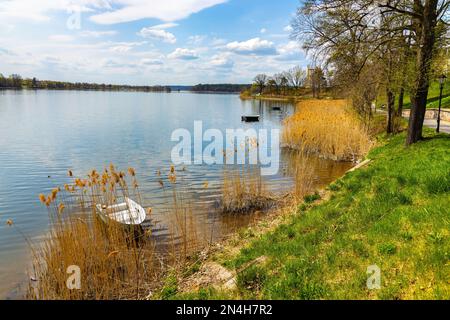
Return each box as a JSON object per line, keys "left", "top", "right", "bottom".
{"left": 272, "top": 106, "right": 281, "bottom": 111}
{"left": 95, "top": 197, "right": 146, "bottom": 225}
{"left": 241, "top": 115, "right": 260, "bottom": 122}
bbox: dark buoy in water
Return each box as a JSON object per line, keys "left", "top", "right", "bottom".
{"left": 241, "top": 115, "right": 260, "bottom": 122}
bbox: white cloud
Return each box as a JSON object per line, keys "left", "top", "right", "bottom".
{"left": 79, "top": 30, "right": 117, "bottom": 37}
{"left": 0, "top": 0, "right": 108, "bottom": 21}
{"left": 168, "top": 48, "right": 199, "bottom": 60}
{"left": 0, "top": 0, "right": 227, "bottom": 25}
{"left": 108, "top": 41, "right": 148, "bottom": 53}
{"left": 90, "top": 0, "right": 228, "bottom": 24}
{"left": 211, "top": 37, "right": 227, "bottom": 46}
{"left": 188, "top": 35, "right": 206, "bottom": 45}
{"left": 210, "top": 53, "right": 233, "bottom": 69}
{"left": 276, "top": 41, "right": 303, "bottom": 61}
{"left": 48, "top": 35, "right": 75, "bottom": 42}
{"left": 149, "top": 22, "right": 179, "bottom": 30}
{"left": 138, "top": 27, "right": 176, "bottom": 44}
{"left": 226, "top": 38, "right": 277, "bottom": 56}
{"left": 101, "top": 59, "right": 138, "bottom": 69}
{"left": 260, "top": 28, "right": 267, "bottom": 34}
{"left": 0, "top": 47, "right": 16, "bottom": 56}
{"left": 109, "top": 46, "right": 133, "bottom": 53}
{"left": 141, "top": 58, "right": 164, "bottom": 66}
{"left": 284, "top": 25, "right": 293, "bottom": 32}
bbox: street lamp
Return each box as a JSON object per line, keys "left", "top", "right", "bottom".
{"left": 437, "top": 74, "right": 447, "bottom": 133}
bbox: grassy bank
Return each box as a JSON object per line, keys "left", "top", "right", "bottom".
{"left": 166, "top": 129, "right": 449, "bottom": 300}
{"left": 403, "top": 82, "right": 450, "bottom": 110}
{"left": 378, "top": 81, "right": 450, "bottom": 110}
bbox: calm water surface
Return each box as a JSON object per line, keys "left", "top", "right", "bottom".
{"left": 0, "top": 90, "right": 352, "bottom": 298}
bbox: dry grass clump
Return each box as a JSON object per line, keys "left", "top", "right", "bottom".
{"left": 288, "top": 153, "right": 316, "bottom": 201}
{"left": 282, "top": 99, "right": 372, "bottom": 161}
{"left": 163, "top": 168, "right": 203, "bottom": 259}
{"left": 28, "top": 165, "right": 159, "bottom": 300}
{"left": 221, "top": 167, "right": 276, "bottom": 214}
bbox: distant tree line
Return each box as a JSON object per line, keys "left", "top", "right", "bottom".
{"left": 245, "top": 65, "right": 328, "bottom": 98}
{"left": 191, "top": 84, "right": 251, "bottom": 93}
{"left": 0, "top": 73, "right": 171, "bottom": 92}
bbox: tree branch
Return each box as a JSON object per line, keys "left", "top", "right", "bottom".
{"left": 379, "top": 3, "right": 422, "bottom": 19}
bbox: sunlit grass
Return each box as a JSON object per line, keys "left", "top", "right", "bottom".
{"left": 191, "top": 130, "right": 450, "bottom": 300}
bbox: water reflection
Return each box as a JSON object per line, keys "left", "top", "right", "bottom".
{"left": 0, "top": 90, "right": 349, "bottom": 298}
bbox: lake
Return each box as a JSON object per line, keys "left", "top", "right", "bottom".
{"left": 0, "top": 90, "right": 352, "bottom": 298}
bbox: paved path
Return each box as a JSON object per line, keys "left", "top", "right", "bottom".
{"left": 377, "top": 109, "right": 450, "bottom": 134}
{"left": 422, "top": 119, "right": 450, "bottom": 134}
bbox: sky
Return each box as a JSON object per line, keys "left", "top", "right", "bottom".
{"left": 0, "top": 0, "right": 308, "bottom": 85}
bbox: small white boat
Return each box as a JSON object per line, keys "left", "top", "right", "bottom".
{"left": 95, "top": 197, "right": 146, "bottom": 226}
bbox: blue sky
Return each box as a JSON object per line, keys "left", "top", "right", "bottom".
{"left": 0, "top": 0, "right": 308, "bottom": 85}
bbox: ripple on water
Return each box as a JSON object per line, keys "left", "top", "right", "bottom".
{"left": 0, "top": 90, "right": 353, "bottom": 298}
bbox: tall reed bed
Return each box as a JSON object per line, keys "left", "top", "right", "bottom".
{"left": 221, "top": 166, "right": 275, "bottom": 214}
{"left": 161, "top": 166, "right": 203, "bottom": 261}
{"left": 282, "top": 99, "right": 372, "bottom": 161}
{"left": 28, "top": 165, "right": 200, "bottom": 300}
{"left": 287, "top": 152, "right": 316, "bottom": 201}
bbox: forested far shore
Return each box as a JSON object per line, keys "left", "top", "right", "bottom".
{"left": 191, "top": 83, "right": 251, "bottom": 93}
{"left": 0, "top": 73, "right": 171, "bottom": 92}
{"left": 0, "top": 74, "right": 254, "bottom": 94}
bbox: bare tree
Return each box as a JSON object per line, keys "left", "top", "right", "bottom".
{"left": 253, "top": 74, "right": 268, "bottom": 94}
{"left": 285, "top": 66, "right": 307, "bottom": 90}
{"left": 292, "top": 0, "right": 385, "bottom": 105}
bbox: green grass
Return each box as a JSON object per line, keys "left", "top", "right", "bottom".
{"left": 173, "top": 129, "right": 449, "bottom": 300}
{"left": 379, "top": 81, "right": 450, "bottom": 110}
{"left": 403, "top": 81, "right": 450, "bottom": 109}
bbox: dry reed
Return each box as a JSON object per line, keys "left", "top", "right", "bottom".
{"left": 221, "top": 166, "right": 275, "bottom": 214}
{"left": 28, "top": 166, "right": 163, "bottom": 300}
{"left": 163, "top": 166, "right": 203, "bottom": 261}
{"left": 287, "top": 152, "right": 316, "bottom": 201}
{"left": 282, "top": 99, "right": 372, "bottom": 161}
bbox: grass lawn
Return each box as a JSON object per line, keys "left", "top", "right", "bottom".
{"left": 379, "top": 81, "right": 450, "bottom": 110}
{"left": 403, "top": 81, "right": 450, "bottom": 109}
{"left": 171, "top": 129, "right": 449, "bottom": 300}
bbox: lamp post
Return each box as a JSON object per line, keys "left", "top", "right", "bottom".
{"left": 437, "top": 74, "right": 447, "bottom": 133}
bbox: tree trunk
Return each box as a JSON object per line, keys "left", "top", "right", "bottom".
{"left": 387, "top": 89, "right": 395, "bottom": 134}
{"left": 406, "top": 0, "right": 438, "bottom": 145}
{"left": 397, "top": 87, "right": 404, "bottom": 117}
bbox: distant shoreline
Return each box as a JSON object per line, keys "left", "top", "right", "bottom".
{"left": 240, "top": 94, "right": 304, "bottom": 102}
{"left": 0, "top": 87, "right": 170, "bottom": 92}
{"left": 0, "top": 87, "right": 243, "bottom": 95}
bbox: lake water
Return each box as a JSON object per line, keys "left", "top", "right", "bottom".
{"left": 0, "top": 90, "right": 352, "bottom": 298}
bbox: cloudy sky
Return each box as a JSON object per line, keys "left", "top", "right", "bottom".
{"left": 0, "top": 0, "right": 308, "bottom": 85}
